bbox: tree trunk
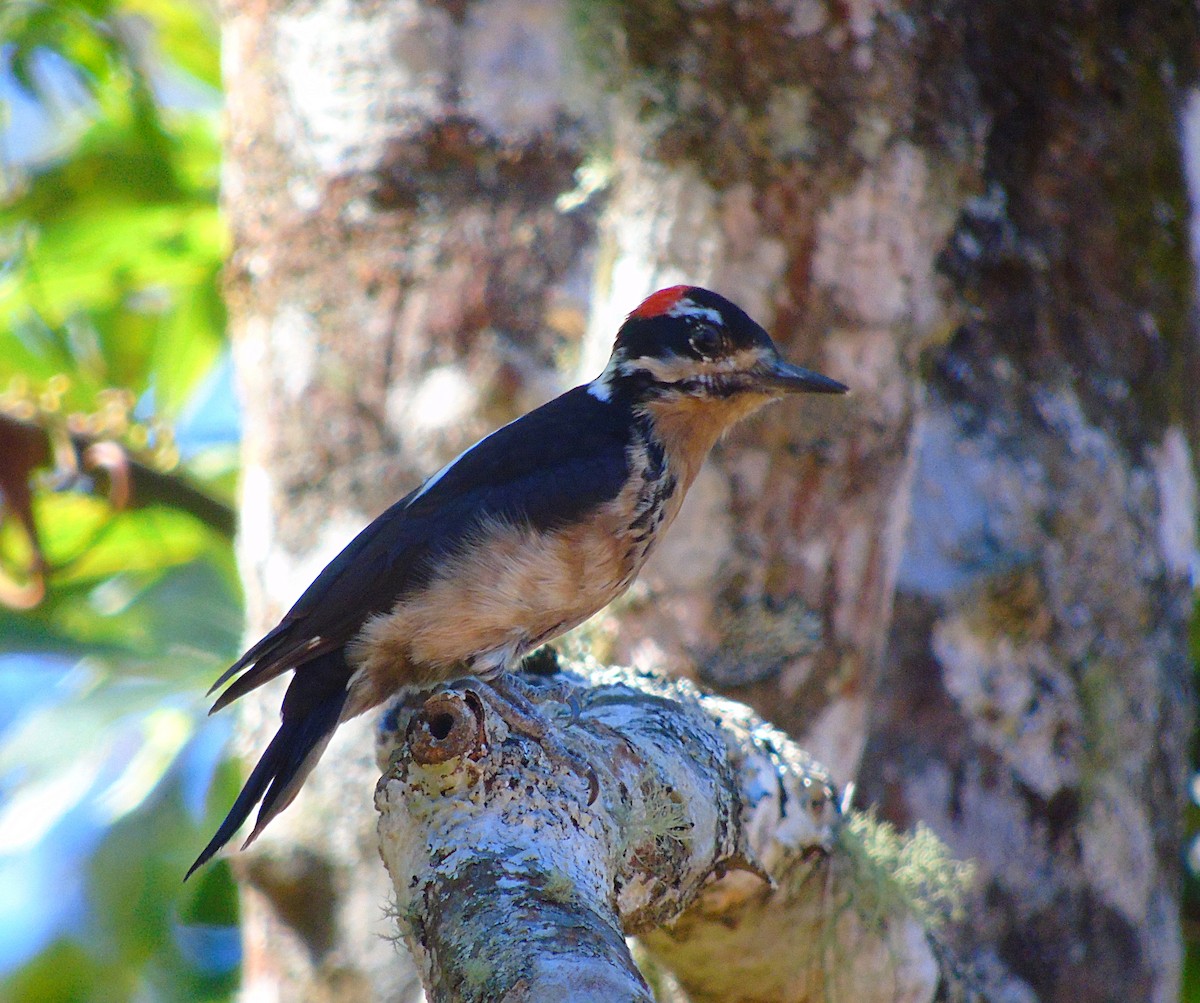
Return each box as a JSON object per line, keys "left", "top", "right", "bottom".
{"left": 221, "top": 0, "right": 597, "bottom": 996}
{"left": 220, "top": 0, "right": 1199, "bottom": 1000}
{"left": 576, "top": 2, "right": 1199, "bottom": 1000}
{"left": 856, "top": 5, "right": 1200, "bottom": 1000}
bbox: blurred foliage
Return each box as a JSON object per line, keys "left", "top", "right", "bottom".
{"left": 0, "top": 0, "right": 241, "bottom": 998}
{"left": 0, "top": 764, "right": 243, "bottom": 1003}
{"left": 0, "top": 0, "right": 225, "bottom": 417}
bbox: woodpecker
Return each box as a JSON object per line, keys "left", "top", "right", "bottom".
{"left": 188, "top": 285, "right": 846, "bottom": 876}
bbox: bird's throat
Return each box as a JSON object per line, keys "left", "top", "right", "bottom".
{"left": 639, "top": 392, "right": 773, "bottom": 490}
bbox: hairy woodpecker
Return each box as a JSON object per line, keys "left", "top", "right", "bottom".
{"left": 188, "top": 285, "right": 846, "bottom": 876}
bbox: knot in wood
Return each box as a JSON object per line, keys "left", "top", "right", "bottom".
{"left": 407, "top": 689, "right": 485, "bottom": 765}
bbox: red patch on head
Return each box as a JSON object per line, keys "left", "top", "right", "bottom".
{"left": 629, "top": 285, "right": 692, "bottom": 320}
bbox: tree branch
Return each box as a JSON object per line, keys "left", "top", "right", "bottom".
{"left": 375, "top": 653, "right": 958, "bottom": 1002}
{"left": 0, "top": 411, "right": 236, "bottom": 602}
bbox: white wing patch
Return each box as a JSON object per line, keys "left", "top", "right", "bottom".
{"left": 407, "top": 420, "right": 512, "bottom": 505}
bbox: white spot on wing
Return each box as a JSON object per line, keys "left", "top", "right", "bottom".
{"left": 407, "top": 419, "right": 513, "bottom": 505}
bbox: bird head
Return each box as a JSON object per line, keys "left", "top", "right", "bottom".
{"left": 590, "top": 286, "right": 847, "bottom": 408}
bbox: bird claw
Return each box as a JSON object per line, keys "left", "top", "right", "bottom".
{"left": 465, "top": 675, "right": 598, "bottom": 805}
{"left": 509, "top": 672, "right": 586, "bottom": 726}
{"left": 535, "top": 730, "right": 598, "bottom": 806}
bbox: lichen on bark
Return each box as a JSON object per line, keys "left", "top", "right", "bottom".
{"left": 860, "top": 4, "right": 1199, "bottom": 999}
{"left": 375, "top": 653, "right": 968, "bottom": 1002}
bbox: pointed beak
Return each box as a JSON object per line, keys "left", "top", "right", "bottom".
{"left": 755, "top": 356, "right": 848, "bottom": 395}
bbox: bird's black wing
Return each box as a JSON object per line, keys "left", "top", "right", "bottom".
{"left": 188, "top": 385, "right": 634, "bottom": 876}
{"left": 208, "top": 385, "right": 632, "bottom": 710}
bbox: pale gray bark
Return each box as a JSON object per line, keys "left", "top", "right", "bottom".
{"left": 222, "top": 0, "right": 597, "bottom": 997}
{"left": 375, "top": 657, "right": 946, "bottom": 1003}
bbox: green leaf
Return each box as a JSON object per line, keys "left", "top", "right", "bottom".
{"left": 0, "top": 203, "right": 223, "bottom": 334}
{"left": 0, "top": 494, "right": 221, "bottom": 587}
{"left": 0, "top": 99, "right": 225, "bottom": 410}
{"left": 1, "top": 2, "right": 123, "bottom": 103}
{"left": 0, "top": 2, "right": 237, "bottom": 999}
{"left": 9, "top": 558, "right": 241, "bottom": 655}
{"left": 89, "top": 774, "right": 241, "bottom": 1001}
{"left": 54, "top": 503, "right": 216, "bottom": 585}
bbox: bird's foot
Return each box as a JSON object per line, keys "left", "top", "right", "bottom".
{"left": 495, "top": 669, "right": 585, "bottom": 726}
{"left": 462, "top": 674, "right": 598, "bottom": 804}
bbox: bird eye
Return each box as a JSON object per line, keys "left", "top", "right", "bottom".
{"left": 688, "top": 326, "right": 722, "bottom": 359}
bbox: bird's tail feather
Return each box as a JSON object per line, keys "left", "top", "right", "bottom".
{"left": 186, "top": 653, "right": 350, "bottom": 880}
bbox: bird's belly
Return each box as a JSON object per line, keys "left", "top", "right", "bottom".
{"left": 347, "top": 515, "right": 656, "bottom": 702}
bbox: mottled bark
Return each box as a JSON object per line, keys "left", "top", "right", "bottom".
{"left": 857, "top": 5, "right": 1200, "bottom": 1001}
{"left": 221, "top": 0, "right": 597, "bottom": 997}
{"left": 374, "top": 656, "right": 944, "bottom": 1003}
{"left": 220, "top": 0, "right": 1199, "bottom": 999}
{"left": 579, "top": 2, "right": 1198, "bottom": 1001}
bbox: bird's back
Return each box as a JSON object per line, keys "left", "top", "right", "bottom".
{"left": 188, "top": 385, "right": 646, "bottom": 875}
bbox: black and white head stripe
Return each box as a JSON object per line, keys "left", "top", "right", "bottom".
{"left": 627, "top": 285, "right": 725, "bottom": 326}
{"left": 586, "top": 285, "right": 846, "bottom": 402}
{"left": 618, "top": 287, "right": 773, "bottom": 357}
{"left": 586, "top": 286, "right": 771, "bottom": 399}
